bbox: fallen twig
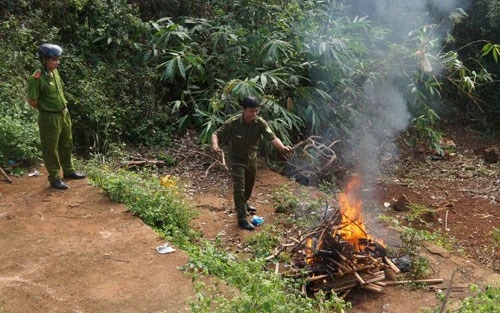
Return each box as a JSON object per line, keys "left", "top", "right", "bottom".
{"left": 221, "top": 151, "right": 228, "bottom": 170}
{"left": 445, "top": 209, "right": 450, "bottom": 231}
{"left": 383, "top": 278, "right": 444, "bottom": 285}
{"left": 0, "top": 166, "right": 12, "bottom": 183}
{"left": 439, "top": 269, "right": 456, "bottom": 313}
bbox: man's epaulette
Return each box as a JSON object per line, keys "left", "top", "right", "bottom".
{"left": 33, "top": 70, "right": 42, "bottom": 79}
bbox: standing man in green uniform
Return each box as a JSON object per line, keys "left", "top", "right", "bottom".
{"left": 211, "top": 96, "right": 292, "bottom": 230}
{"left": 27, "top": 43, "right": 86, "bottom": 190}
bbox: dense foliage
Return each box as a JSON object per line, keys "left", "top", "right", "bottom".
{"left": 448, "top": 0, "right": 500, "bottom": 132}
{"left": 1, "top": 0, "right": 498, "bottom": 170}
{"left": 0, "top": 0, "right": 174, "bottom": 165}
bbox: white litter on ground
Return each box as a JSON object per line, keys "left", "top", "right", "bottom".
{"left": 156, "top": 243, "right": 176, "bottom": 254}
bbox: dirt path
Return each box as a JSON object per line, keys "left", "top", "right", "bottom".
{"left": 0, "top": 173, "right": 194, "bottom": 313}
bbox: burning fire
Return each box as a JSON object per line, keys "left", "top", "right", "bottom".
{"left": 337, "top": 175, "right": 369, "bottom": 251}
{"left": 299, "top": 175, "right": 393, "bottom": 296}
{"left": 304, "top": 174, "right": 386, "bottom": 267}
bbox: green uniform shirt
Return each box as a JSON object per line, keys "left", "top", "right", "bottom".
{"left": 27, "top": 68, "right": 67, "bottom": 112}
{"left": 215, "top": 114, "right": 276, "bottom": 161}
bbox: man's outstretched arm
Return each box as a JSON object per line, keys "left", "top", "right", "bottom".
{"left": 271, "top": 137, "right": 291, "bottom": 153}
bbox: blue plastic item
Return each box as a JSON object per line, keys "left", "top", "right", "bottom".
{"left": 251, "top": 215, "right": 264, "bottom": 226}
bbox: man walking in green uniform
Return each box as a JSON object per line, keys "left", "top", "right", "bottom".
{"left": 27, "top": 43, "right": 86, "bottom": 190}
{"left": 211, "top": 96, "right": 291, "bottom": 230}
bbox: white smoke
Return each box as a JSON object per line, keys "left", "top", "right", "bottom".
{"left": 345, "top": 0, "right": 471, "bottom": 188}
{"left": 351, "top": 83, "right": 410, "bottom": 184}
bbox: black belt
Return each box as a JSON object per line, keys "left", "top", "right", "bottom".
{"left": 39, "top": 107, "right": 67, "bottom": 114}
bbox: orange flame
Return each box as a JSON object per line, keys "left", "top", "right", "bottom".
{"left": 302, "top": 174, "right": 386, "bottom": 267}
{"left": 338, "top": 175, "right": 369, "bottom": 251}
{"left": 305, "top": 237, "right": 314, "bottom": 265}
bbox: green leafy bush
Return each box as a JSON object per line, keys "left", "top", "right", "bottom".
{"left": 184, "top": 240, "right": 349, "bottom": 313}
{"left": 0, "top": 114, "right": 40, "bottom": 165}
{"left": 456, "top": 285, "right": 500, "bottom": 313}
{"left": 85, "top": 164, "right": 197, "bottom": 245}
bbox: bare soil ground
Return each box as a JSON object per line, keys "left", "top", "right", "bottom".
{"left": 0, "top": 175, "right": 194, "bottom": 313}
{"left": 0, "top": 127, "right": 498, "bottom": 313}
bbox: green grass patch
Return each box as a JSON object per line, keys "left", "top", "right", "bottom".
{"left": 85, "top": 163, "right": 198, "bottom": 247}
{"left": 493, "top": 228, "right": 500, "bottom": 244}
{"left": 455, "top": 285, "right": 500, "bottom": 313}
{"left": 183, "top": 240, "right": 349, "bottom": 313}
{"left": 426, "top": 285, "right": 500, "bottom": 313}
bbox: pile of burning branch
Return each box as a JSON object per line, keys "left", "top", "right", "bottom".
{"left": 266, "top": 175, "right": 443, "bottom": 298}
{"left": 292, "top": 209, "right": 397, "bottom": 297}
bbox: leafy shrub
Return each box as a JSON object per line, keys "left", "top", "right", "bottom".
{"left": 271, "top": 184, "right": 299, "bottom": 213}
{"left": 0, "top": 113, "right": 40, "bottom": 165}
{"left": 456, "top": 285, "right": 500, "bottom": 313}
{"left": 85, "top": 164, "right": 197, "bottom": 245}
{"left": 184, "top": 240, "right": 349, "bottom": 313}
{"left": 0, "top": 16, "right": 43, "bottom": 165}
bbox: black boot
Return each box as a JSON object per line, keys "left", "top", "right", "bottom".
{"left": 51, "top": 179, "right": 69, "bottom": 190}
{"left": 247, "top": 205, "right": 257, "bottom": 215}
{"left": 63, "top": 172, "right": 86, "bottom": 179}
{"left": 238, "top": 220, "right": 255, "bottom": 231}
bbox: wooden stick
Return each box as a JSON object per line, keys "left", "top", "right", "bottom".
{"left": 384, "top": 256, "right": 401, "bottom": 274}
{"left": 287, "top": 237, "right": 300, "bottom": 244}
{"left": 334, "top": 249, "right": 354, "bottom": 267}
{"left": 301, "top": 283, "right": 307, "bottom": 296}
{"left": 439, "top": 269, "right": 456, "bottom": 313}
{"left": 309, "top": 274, "right": 329, "bottom": 282}
{"left": 353, "top": 271, "right": 366, "bottom": 285}
{"left": 274, "top": 262, "right": 280, "bottom": 275}
{"left": 123, "top": 160, "right": 165, "bottom": 168}
{"left": 330, "top": 259, "right": 352, "bottom": 273}
{"left": 0, "top": 166, "right": 12, "bottom": 183}
{"left": 383, "top": 278, "right": 444, "bottom": 285}
{"left": 363, "top": 273, "right": 386, "bottom": 285}
{"left": 221, "top": 151, "right": 228, "bottom": 171}
{"left": 204, "top": 162, "right": 217, "bottom": 177}
{"left": 332, "top": 283, "right": 357, "bottom": 292}
{"left": 265, "top": 244, "right": 289, "bottom": 261}
{"left": 368, "top": 255, "right": 381, "bottom": 264}
{"left": 340, "top": 288, "right": 353, "bottom": 299}
{"left": 445, "top": 209, "right": 450, "bottom": 231}
{"left": 373, "top": 281, "right": 387, "bottom": 287}
{"left": 363, "top": 283, "right": 384, "bottom": 293}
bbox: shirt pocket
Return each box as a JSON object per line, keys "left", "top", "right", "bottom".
{"left": 42, "top": 79, "right": 57, "bottom": 94}
{"left": 230, "top": 131, "right": 246, "bottom": 154}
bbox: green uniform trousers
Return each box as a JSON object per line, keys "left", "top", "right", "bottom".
{"left": 38, "top": 109, "right": 75, "bottom": 183}
{"left": 231, "top": 158, "right": 257, "bottom": 222}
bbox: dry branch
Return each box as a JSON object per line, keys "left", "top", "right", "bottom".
{"left": 0, "top": 166, "right": 12, "bottom": 183}
{"left": 384, "top": 256, "right": 401, "bottom": 274}
{"left": 383, "top": 278, "right": 444, "bottom": 286}
{"left": 289, "top": 136, "right": 340, "bottom": 171}
{"left": 122, "top": 160, "right": 165, "bottom": 168}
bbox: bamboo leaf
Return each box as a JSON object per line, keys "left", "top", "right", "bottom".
{"left": 260, "top": 74, "right": 268, "bottom": 89}
{"left": 162, "top": 58, "right": 177, "bottom": 81}
{"left": 178, "top": 57, "right": 186, "bottom": 79}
